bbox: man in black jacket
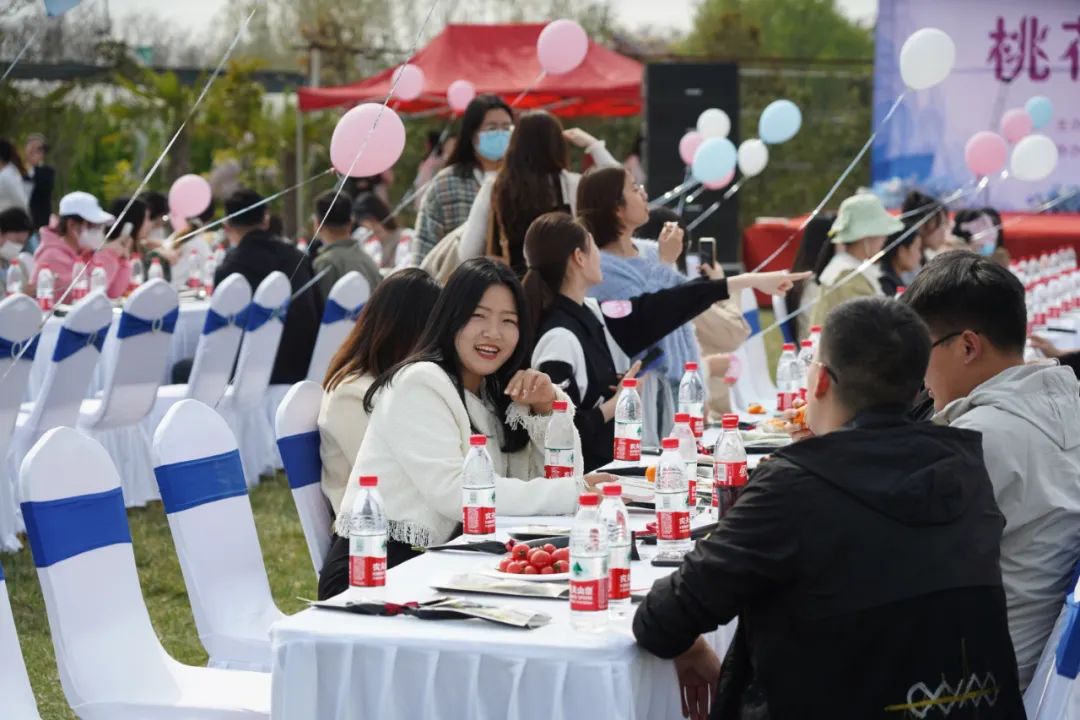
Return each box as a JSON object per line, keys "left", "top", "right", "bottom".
{"left": 213, "top": 188, "right": 323, "bottom": 384}
{"left": 634, "top": 297, "right": 1023, "bottom": 719}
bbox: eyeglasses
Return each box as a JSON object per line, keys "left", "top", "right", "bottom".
{"left": 931, "top": 330, "right": 965, "bottom": 348}
{"left": 812, "top": 360, "right": 839, "bottom": 384}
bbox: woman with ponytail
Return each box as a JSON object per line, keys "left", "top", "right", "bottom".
{"left": 524, "top": 213, "right": 809, "bottom": 471}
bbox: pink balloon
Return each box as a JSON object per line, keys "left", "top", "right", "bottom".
{"left": 168, "top": 174, "right": 212, "bottom": 221}
{"left": 679, "top": 131, "right": 704, "bottom": 165}
{"left": 330, "top": 104, "right": 407, "bottom": 178}
{"left": 537, "top": 19, "right": 589, "bottom": 75}
{"left": 391, "top": 64, "right": 425, "bottom": 102}
{"left": 1000, "top": 107, "right": 1033, "bottom": 144}
{"left": 964, "top": 131, "right": 1008, "bottom": 177}
{"left": 447, "top": 79, "right": 476, "bottom": 113}
{"left": 704, "top": 170, "right": 735, "bottom": 190}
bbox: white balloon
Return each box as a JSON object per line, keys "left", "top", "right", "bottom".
{"left": 899, "top": 28, "right": 956, "bottom": 90}
{"left": 1010, "top": 134, "right": 1059, "bottom": 181}
{"left": 697, "top": 108, "right": 731, "bottom": 138}
{"left": 737, "top": 139, "right": 769, "bottom": 177}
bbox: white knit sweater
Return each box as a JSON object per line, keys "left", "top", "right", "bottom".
{"left": 336, "top": 362, "right": 584, "bottom": 546}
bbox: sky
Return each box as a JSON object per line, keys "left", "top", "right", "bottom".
{"left": 101, "top": 0, "right": 880, "bottom": 35}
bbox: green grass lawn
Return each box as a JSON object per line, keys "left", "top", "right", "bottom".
{"left": 5, "top": 473, "right": 316, "bottom": 719}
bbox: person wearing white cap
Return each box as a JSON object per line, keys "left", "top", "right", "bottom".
{"left": 808, "top": 192, "right": 903, "bottom": 330}
{"left": 30, "top": 191, "right": 115, "bottom": 300}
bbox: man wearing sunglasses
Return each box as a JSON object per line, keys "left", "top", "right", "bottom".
{"left": 634, "top": 296, "right": 1022, "bottom": 720}
{"left": 903, "top": 252, "right": 1080, "bottom": 690}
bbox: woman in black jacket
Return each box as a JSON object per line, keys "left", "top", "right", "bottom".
{"left": 523, "top": 212, "right": 806, "bottom": 471}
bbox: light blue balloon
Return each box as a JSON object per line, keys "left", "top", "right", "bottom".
{"left": 1025, "top": 95, "right": 1053, "bottom": 130}
{"left": 43, "top": 0, "right": 81, "bottom": 16}
{"left": 759, "top": 99, "right": 803, "bottom": 144}
{"left": 691, "top": 137, "right": 737, "bottom": 183}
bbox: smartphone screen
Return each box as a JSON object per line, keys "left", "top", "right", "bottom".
{"left": 699, "top": 237, "right": 717, "bottom": 267}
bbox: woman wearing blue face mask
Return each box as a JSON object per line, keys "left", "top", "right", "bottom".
{"left": 413, "top": 95, "right": 514, "bottom": 262}
{"left": 458, "top": 110, "right": 620, "bottom": 277}
{"left": 953, "top": 207, "right": 1010, "bottom": 267}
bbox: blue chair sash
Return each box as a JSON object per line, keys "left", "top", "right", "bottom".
{"left": 277, "top": 431, "right": 322, "bottom": 490}
{"left": 117, "top": 307, "right": 179, "bottom": 339}
{"left": 245, "top": 302, "right": 288, "bottom": 332}
{"left": 1058, "top": 595, "right": 1080, "bottom": 679}
{"left": 22, "top": 487, "right": 131, "bottom": 568}
{"left": 202, "top": 307, "right": 246, "bottom": 335}
{"left": 743, "top": 309, "right": 762, "bottom": 336}
{"left": 322, "top": 299, "right": 364, "bottom": 325}
{"left": 52, "top": 323, "right": 110, "bottom": 362}
{"left": 0, "top": 333, "right": 39, "bottom": 362}
{"left": 154, "top": 449, "right": 248, "bottom": 514}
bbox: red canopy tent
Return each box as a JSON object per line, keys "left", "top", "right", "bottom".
{"left": 297, "top": 23, "right": 643, "bottom": 117}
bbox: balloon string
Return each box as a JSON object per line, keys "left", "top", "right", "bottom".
{"left": 675, "top": 167, "right": 692, "bottom": 214}
{"left": 0, "top": 8, "right": 257, "bottom": 385}
{"left": 649, "top": 179, "right": 701, "bottom": 208}
{"left": 686, "top": 179, "right": 746, "bottom": 233}
{"left": 510, "top": 71, "right": 547, "bottom": 108}
{"left": 299, "top": 0, "right": 444, "bottom": 281}
{"left": 1, "top": 27, "right": 39, "bottom": 83}
{"left": 744, "top": 91, "right": 908, "bottom": 274}
{"left": 291, "top": 267, "right": 331, "bottom": 302}
{"left": 750, "top": 182, "right": 1044, "bottom": 341}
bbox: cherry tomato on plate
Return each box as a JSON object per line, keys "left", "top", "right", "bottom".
{"left": 552, "top": 559, "right": 569, "bottom": 574}
{"left": 528, "top": 550, "right": 552, "bottom": 568}
{"left": 542, "top": 543, "right": 557, "bottom": 554}
{"left": 522, "top": 565, "right": 539, "bottom": 575}
{"left": 511, "top": 544, "right": 530, "bottom": 561}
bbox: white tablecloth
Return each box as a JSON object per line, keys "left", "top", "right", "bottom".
{"left": 28, "top": 300, "right": 209, "bottom": 399}
{"left": 270, "top": 514, "right": 737, "bottom": 720}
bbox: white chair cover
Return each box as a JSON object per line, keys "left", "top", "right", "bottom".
{"left": 0, "top": 563, "right": 40, "bottom": 719}
{"left": 218, "top": 272, "right": 290, "bottom": 486}
{"left": 275, "top": 381, "right": 332, "bottom": 576}
{"left": 1025, "top": 584, "right": 1080, "bottom": 719}
{"left": 0, "top": 295, "right": 42, "bottom": 551}
{"left": 730, "top": 287, "right": 779, "bottom": 413}
{"left": 153, "top": 400, "right": 285, "bottom": 671}
{"left": 144, "top": 274, "right": 252, "bottom": 436}
{"left": 7, "top": 292, "right": 112, "bottom": 517}
{"left": 78, "top": 280, "right": 179, "bottom": 507}
{"left": 18, "top": 427, "right": 270, "bottom": 719}
{"left": 306, "top": 270, "right": 370, "bottom": 383}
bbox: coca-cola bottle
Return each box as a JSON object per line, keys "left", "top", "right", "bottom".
{"left": 712, "top": 413, "right": 747, "bottom": 520}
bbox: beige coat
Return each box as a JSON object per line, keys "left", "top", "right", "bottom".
{"left": 693, "top": 299, "right": 751, "bottom": 419}
{"left": 317, "top": 374, "right": 375, "bottom": 511}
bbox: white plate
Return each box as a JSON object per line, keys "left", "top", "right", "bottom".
{"left": 504, "top": 525, "right": 571, "bottom": 537}
{"left": 487, "top": 566, "right": 570, "bottom": 582}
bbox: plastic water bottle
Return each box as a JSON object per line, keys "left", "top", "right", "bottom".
{"left": 569, "top": 492, "right": 609, "bottom": 632}
{"left": 677, "top": 361, "right": 706, "bottom": 440}
{"left": 348, "top": 475, "right": 387, "bottom": 599}
{"left": 129, "top": 257, "right": 144, "bottom": 290}
{"left": 809, "top": 325, "right": 822, "bottom": 353}
{"left": 70, "top": 261, "right": 88, "bottom": 301}
{"left": 613, "top": 378, "right": 643, "bottom": 462}
{"left": 796, "top": 339, "right": 814, "bottom": 402}
{"left": 148, "top": 257, "right": 165, "bottom": 281}
{"left": 544, "top": 400, "right": 575, "bottom": 478}
{"left": 36, "top": 268, "right": 54, "bottom": 310}
{"left": 599, "top": 483, "right": 632, "bottom": 620}
{"left": 89, "top": 265, "right": 108, "bottom": 295}
{"left": 187, "top": 248, "right": 203, "bottom": 290}
{"left": 462, "top": 435, "right": 496, "bottom": 540}
{"left": 5, "top": 263, "right": 24, "bottom": 296}
{"left": 776, "top": 343, "right": 799, "bottom": 411}
{"left": 203, "top": 255, "right": 217, "bottom": 295}
{"left": 671, "top": 413, "right": 698, "bottom": 507}
{"left": 713, "top": 414, "right": 747, "bottom": 520}
{"left": 655, "top": 437, "right": 691, "bottom": 560}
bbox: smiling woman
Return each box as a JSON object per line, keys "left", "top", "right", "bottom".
{"left": 316, "top": 258, "right": 618, "bottom": 599}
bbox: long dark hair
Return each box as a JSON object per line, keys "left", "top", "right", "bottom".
{"left": 106, "top": 198, "right": 148, "bottom": 241}
{"left": 0, "top": 140, "right": 25, "bottom": 176}
{"left": 324, "top": 269, "right": 441, "bottom": 392}
{"left": 492, "top": 111, "right": 570, "bottom": 274}
{"left": 576, "top": 166, "right": 627, "bottom": 249}
{"left": 445, "top": 94, "right": 514, "bottom": 178}
{"left": 365, "top": 258, "right": 533, "bottom": 452}
{"left": 522, "top": 212, "right": 591, "bottom": 333}
{"left": 786, "top": 212, "right": 836, "bottom": 311}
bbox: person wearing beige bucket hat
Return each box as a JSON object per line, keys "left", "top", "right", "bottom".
{"left": 809, "top": 192, "right": 903, "bottom": 329}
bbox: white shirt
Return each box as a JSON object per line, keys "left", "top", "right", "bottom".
{"left": 0, "top": 164, "right": 28, "bottom": 213}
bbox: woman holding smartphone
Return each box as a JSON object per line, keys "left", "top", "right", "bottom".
{"left": 524, "top": 212, "right": 807, "bottom": 471}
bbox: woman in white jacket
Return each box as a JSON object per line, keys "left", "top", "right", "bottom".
{"left": 457, "top": 110, "right": 619, "bottom": 276}
{"left": 318, "top": 258, "right": 615, "bottom": 598}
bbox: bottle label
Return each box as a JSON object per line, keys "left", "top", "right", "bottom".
{"left": 657, "top": 510, "right": 691, "bottom": 540}
{"left": 714, "top": 460, "right": 748, "bottom": 489}
{"left": 570, "top": 577, "right": 609, "bottom": 611}
{"left": 349, "top": 555, "right": 386, "bottom": 587}
{"left": 776, "top": 391, "right": 798, "bottom": 411}
{"left": 610, "top": 567, "right": 631, "bottom": 600}
{"left": 687, "top": 477, "right": 697, "bottom": 506}
{"left": 544, "top": 447, "right": 574, "bottom": 478}
{"left": 690, "top": 415, "right": 704, "bottom": 439}
{"left": 38, "top": 297, "right": 53, "bottom": 311}
{"left": 463, "top": 505, "right": 496, "bottom": 535}
{"left": 799, "top": 387, "right": 808, "bottom": 403}
{"left": 614, "top": 420, "right": 642, "bottom": 461}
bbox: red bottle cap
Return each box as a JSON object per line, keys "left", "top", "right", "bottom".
{"left": 551, "top": 400, "right": 568, "bottom": 412}
{"left": 601, "top": 483, "right": 622, "bottom": 497}
{"left": 622, "top": 378, "right": 638, "bottom": 388}
{"left": 662, "top": 437, "right": 680, "bottom": 450}
{"left": 801, "top": 339, "right": 813, "bottom": 348}
{"left": 684, "top": 361, "right": 699, "bottom": 371}
{"left": 782, "top": 343, "right": 796, "bottom": 351}
{"left": 674, "top": 412, "right": 691, "bottom": 423}
{"left": 721, "top": 414, "right": 739, "bottom": 429}
{"left": 470, "top": 435, "right": 487, "bottom": 446}
{"left": 358, "top": 475, "right": 378, "bottom": 487}
{"left": 579, "top": 493, "right": 600, "bottom": 506}
{"left": 810, "top": 325, "right": 822, "bottom": 333}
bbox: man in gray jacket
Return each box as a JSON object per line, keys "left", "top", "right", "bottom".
{"left": 904, "top": 252, "right": 1080, "bottom": 688}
